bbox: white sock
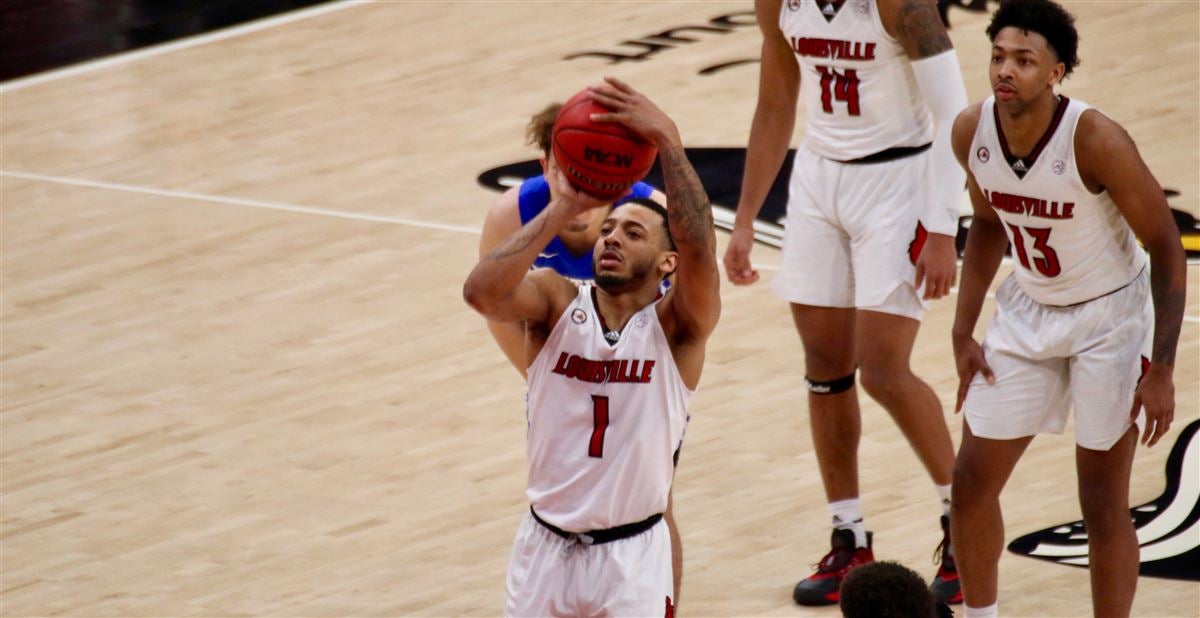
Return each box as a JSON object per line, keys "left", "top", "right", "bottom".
{"left": 828, "top": 498, "right": 867, "bottom": 548}
{"left": 936, "top": 483, "right": 952, "bottom": 516}
{"left": 964, "top": 602, "right": 999, "bottom": 618}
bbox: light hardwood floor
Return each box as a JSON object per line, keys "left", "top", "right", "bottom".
{"left": 2, "top": 1, "right": 1197, "bottom": 616}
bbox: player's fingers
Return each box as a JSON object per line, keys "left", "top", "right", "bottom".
{"left": 604, "top": 75, "right": 634, "bottom": 94}
{"left": 1128, "top": 393, "right": 1142, "bottom": 421}
{"left": 588, "top": 85, "right": 624, "bottom": 102}
{"left": 925, "top": 273, "right": 942, "bottom": 300}
{"left": 980, "top": 359, "right": 996, "bottom": 385}
{"left": 1149, "top": 406, "right": 1173, "bottom": 447}
{"left": 588, "top": 112, "right": 625, "bottom": 125}
{"left": 914, "top": 263, "right": 926, "bottom": 293}
{"left": 956, "top": 375, "right": 970, "bottom": 413}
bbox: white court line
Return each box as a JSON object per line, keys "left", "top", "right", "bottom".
{"left": 0, "top": 0, "right": 367, "bottom": 94}
{"left": 0, "top": 169, "right": 480, "bottom": 235}
{"left": 3, "top": 167, "right": 1198, "bottom": 323}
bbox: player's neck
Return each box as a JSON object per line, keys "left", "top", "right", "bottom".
{"left": 593, "top": 282, "right": 658, "bottom": 332}
{"left": 996, "top": 92, "right": 1061, "bottom": 158}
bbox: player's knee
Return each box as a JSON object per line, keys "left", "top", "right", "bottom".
{"left": 857, "top": 364, "right": 906, "bottom": 400}
{"left": 951, "top": 458, "right": 995, "bottom": 507}
{"left": 1078, "top": 488, "right": 1129, "bottom": 525}
{"left": 803, "top": 349, "right": 855, "bottom": 381}
{"left": 857, "top": 367, "right": 887, "bottom": 399}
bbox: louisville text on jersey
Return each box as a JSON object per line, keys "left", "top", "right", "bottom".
{"left": 789, "top": 37, "right": 876, "bottom": 61}
{"left": 985, "top": 190, "right": 1076, "bottom": 220}
{"left": 552, "top": 352, "right": 657, "bottom": 384}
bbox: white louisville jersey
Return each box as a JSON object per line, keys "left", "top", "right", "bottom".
{"left": 524, "top": 284, "right": 692, "bottom": 533}
{"left": 969, "top": 96, "right": 1147, "bottom": 306}
{"left": 780, "top": 0, "right": 933, "bottom": 159}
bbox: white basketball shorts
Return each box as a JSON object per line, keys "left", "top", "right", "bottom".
{"left": 770, "top": 144, "right": 931, "bottom": 320}
{"left": 963, "top": 269, "right": 1150, "bottom": 451}
{"left": 505, "top": 513, "right": 674, "bottom": 617}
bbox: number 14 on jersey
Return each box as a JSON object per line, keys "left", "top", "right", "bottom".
{"left": 818, "top": 66, "right": 861, "bottom": 116}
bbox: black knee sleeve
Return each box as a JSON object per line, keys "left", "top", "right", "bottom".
{"left": 805, "top": 371, "right": 856, "bottom": 395}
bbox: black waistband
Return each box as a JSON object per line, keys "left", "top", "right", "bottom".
{"left": 841, "top": 142, "right": 931, "bottom": 164}
{"left": 530, "top": 507, "right": 662, "bottom": 545}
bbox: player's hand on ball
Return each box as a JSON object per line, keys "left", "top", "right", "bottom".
{"left": 1133, "top": 363, "right": 1174, "bottom": 447}
{"left": 723, "top": 225, "right": 760, "bottom": 285}
{"left": 952, "top": 335, "right": 994, "bottom": 413}
{"left": 588, "top": 76, "right": 681, "bottom": 148}
{"left": 915, "top": 233, "right": 957, "bottom": 300}
{"left": 549, "top": 168, "right": 610, "bottom": 213}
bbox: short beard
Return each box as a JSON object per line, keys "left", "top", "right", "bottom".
{"left": 595, "top": 260, "right": 653, "bottom": 292}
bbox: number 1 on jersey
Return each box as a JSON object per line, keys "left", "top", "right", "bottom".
{"left": 588, "top": 395, "right": 609, "bottom": 458}
{"left": 818, "top": 66, "right": 861, "bottom": 116}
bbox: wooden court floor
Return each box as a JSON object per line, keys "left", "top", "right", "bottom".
{"left": 2, "top": 1, "right": 1197, "bottom": 616}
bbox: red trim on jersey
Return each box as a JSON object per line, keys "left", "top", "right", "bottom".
{"left": 994, "top": 95, "right": 1070, "bottom": 177}
{"left": 908, "top": 221, "right": 928, "bottom": 265}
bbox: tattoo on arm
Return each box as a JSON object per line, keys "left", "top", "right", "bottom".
{"left": 659, "top": 144, "right": 715, "bottom": 249}
{"left": 1150, "top": 271, "right": 1185, "bottom": 366}
{"left": 896, "top": 0, "right": 952, "bottom": 58}
{"left": 488, "top": 216, "right": 547, "bottom": 260}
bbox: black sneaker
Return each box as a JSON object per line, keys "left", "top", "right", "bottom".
{"left": 930, "top": 514, "right": 962, "bottom": 605}
{"left": 793, "top": 528, "right": 875, "bottom": 606}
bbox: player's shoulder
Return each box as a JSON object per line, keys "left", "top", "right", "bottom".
{"left": 1075, "top": 106, "right": 1132, "bottom": 150}
{"left": 483, "top": 185, "right": 523, "bottom": 231}
{"left": 1073, "top": 105, "right": 1141, "bottom": 181}
{"left": 528, "top": 267, "right": 579, "bottom": 299}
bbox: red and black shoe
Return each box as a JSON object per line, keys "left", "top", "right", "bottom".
{"left": 930, "top": 514, "right": 963, "bottom": 605}
{"left": 793, "top": 528, "right": 874, "bottom": 606}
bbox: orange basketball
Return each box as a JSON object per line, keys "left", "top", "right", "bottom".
{"left": 551, "top": 89, "right": 658, "bottom": 201}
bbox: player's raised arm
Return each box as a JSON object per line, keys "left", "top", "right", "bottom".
{"left": 1075, "top": 110, "right": 1186, "bottom": 447}
{"left": 590, "top": 77, "right": 721, "bottom": 344}
{"left": 464, "top": 173, "right": 604, "bottom": 326}
{"left": 880, "top": 0, "right": 969, "bottom": 300}
{"left": 724, "top": 0, "right": 801, "bottom": 286}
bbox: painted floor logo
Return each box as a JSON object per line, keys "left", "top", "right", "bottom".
{"left": 1007, "top": 419, "right": 1200, "bottom": 582}
{"left": 476, "top": 147, "right": 1200, "bottom": 261}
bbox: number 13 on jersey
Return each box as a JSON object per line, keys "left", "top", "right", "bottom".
{"left": 817, "top": 66, "right": 861, "bottom": 116}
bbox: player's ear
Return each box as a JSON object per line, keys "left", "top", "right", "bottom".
{"left": 1049, "top": 62, "right": 1065, "bottom": 87}
{"left": 539, "top": 156, "right": 548, "bottom": 174}
{"left": 659, "top": 251, "right": 678, "bottom": 277}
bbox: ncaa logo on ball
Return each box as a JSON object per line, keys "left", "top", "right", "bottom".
{"left": 976, "top": 147, "right": 990, "bottom": 163}
{"left": 571, "top": 309, "right": 588, "bottom": 324}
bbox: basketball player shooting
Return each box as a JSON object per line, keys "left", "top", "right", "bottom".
{"left": 463, "top": 77, "right": 720, "bottom": 617}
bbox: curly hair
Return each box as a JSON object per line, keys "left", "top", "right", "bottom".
{"left": 986, "top": 0, "right": 1080, "bottom": 78}
{"left": 525, "top": 102, "right": 562, "bottom": 157}
{"left": 839, "top": 561, "right": 937, "bottom": 618}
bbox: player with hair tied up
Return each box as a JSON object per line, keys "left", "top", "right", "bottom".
{"left": 724, "top": 0, "right": 970, "bottom": 606}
